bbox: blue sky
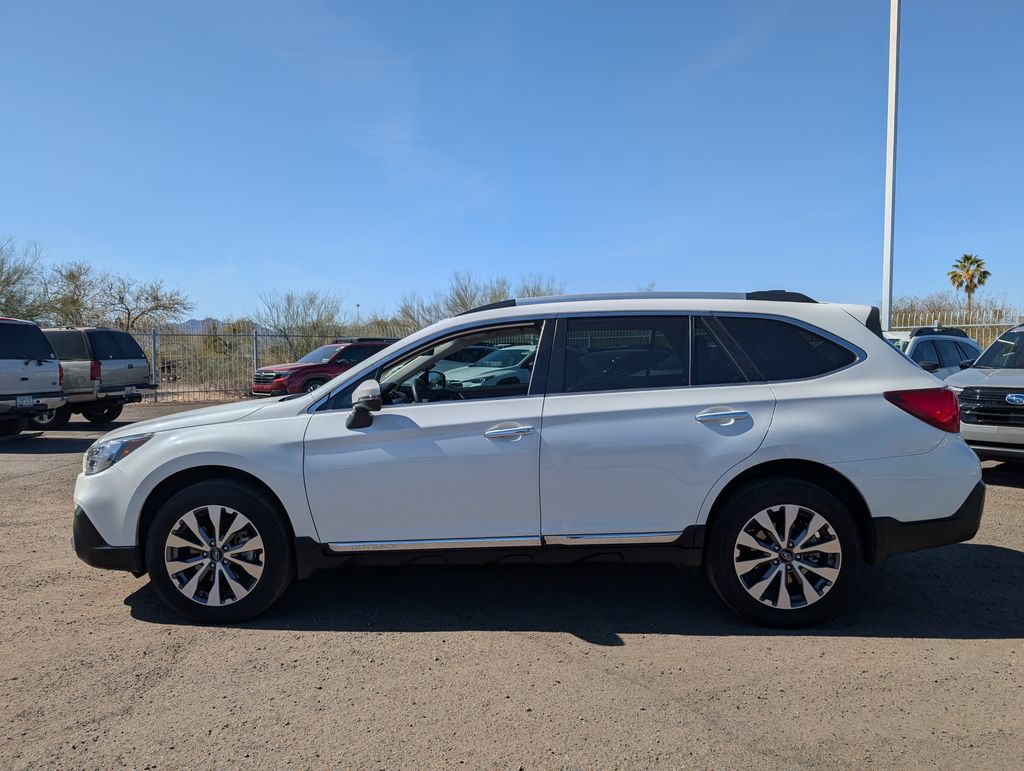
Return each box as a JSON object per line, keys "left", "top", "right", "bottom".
{"left": 1, "top": 0, "right": 1021, "bottom": 319}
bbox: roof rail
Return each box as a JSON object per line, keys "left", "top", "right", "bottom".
{"left": 331, "top": 336, "right": 399, "bottom": 344}
{"left": 745, "top": 290, "right": 816, "bottom": 303}
{"left": 456, "top": 289, "right": 818, "bottom": 317}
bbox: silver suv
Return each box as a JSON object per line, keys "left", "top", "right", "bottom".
{"left": 947, "top": 324, "right": 1024, "bottom": 463}
{"left": 36, "top": 327, "right": 155, "bottom": 428}
{"left": 0, "top": 317, "right": 66, "bottom": 436}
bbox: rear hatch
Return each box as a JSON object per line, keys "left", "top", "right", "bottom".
{"left": 112, "top": 331, "right": 152, "bottom": 391}
{"left": 43, "top": 329, "right": 92, "bottom": 394}
{"left": 0, "top": 322, "right": 61, "bottom": 404}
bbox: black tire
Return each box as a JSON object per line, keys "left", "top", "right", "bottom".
{"left": 32, "top": 404, "right": 72, "bottom": 430}
{"left": 82, "top": 404, "right": 123, "bottom": 423}
{"left": 144, "top": 479, "right": 295, "bottom": 623}
{"left": 705, "top": 478, "right": 862, "bottom": 628}
{"left": 303, "top": 379, "right": 327, "bottom": 393}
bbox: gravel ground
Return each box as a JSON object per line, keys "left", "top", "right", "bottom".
{"left": 1, "top": 403, "right": 1022, "bottom": 768}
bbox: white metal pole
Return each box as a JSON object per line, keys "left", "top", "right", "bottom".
{"left": 881, "top": 0, "right": 901, "bottom": 330}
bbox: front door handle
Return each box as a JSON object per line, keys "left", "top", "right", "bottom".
{"left": 695, "top": 410, "right": 751, "bottom": 425}
{"left": 484, "top": 425, "right": 536, "bottom": 440}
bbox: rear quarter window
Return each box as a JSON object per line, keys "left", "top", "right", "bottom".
{"left": 86, "top": 330, "right": 123, "bottom": 360}
{"left": 0, "top": 323, "right": 56, "bottom": 360}
{"left": 717, "top": 316, "right": 857, "bottom": 381}
{"left": 112, "top": 332, "right": 147, "bottom": 359}
{"left": 44, "top": 330, "right": 91, "bottom": 360}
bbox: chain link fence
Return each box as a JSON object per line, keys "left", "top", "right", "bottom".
{"left": 131, "top": 323, "right": 414, "bottom": 403}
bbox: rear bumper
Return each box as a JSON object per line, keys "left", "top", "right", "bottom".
{"left": 0, "top": 392, "right": 66, "bottom": 417}
{"left": 72, "top": 506, "right": 143, "bottom": 575}
{"left": 868, "top": 481, "right": 985, "bottom": 563}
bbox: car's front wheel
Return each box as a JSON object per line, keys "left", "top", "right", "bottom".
{"left": 144, "top": 479, "right": 295, "bottom": 622}
{"left": 705, "top": 478, "right": 862, "bottom": 628}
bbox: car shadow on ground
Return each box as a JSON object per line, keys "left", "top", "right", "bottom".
{"left": 983, "top": 463, "right": 1024, "bottom": 489}
{"left": 125, "top": 541, "right": 1024, "bottom": 644}
{"left": 0, "top": 420, "right": 131, "bottom": 454}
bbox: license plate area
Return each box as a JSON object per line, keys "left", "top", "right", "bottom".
{"left": 125, "top": 386, "right": 136, "bottom": 394}
{"left": 16, "top": 395, "right": 33, "bottom": 407}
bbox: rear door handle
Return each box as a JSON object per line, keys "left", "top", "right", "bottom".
{"left": 484, "top": 425, "right": 536, "bottom": 440}
{"left": 695, "top": 410, "right": 751, "bottom": 425}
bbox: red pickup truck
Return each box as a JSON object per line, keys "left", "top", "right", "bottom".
{"left": 252, "top": 337, "right": 395, "bottom": 396}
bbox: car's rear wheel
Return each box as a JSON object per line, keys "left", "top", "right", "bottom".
{"left": 706, "top": 478, "right": 862, "bottom": 627}
{"left": 82, "top": 404, "right": 123, "bottom": 423}
{"left": 32, "top": 404, "right": 72, "bottom": 429}
{"left": 144, "top": 479, "right": 295, "bottom": 622}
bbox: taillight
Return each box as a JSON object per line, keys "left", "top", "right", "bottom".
{"left": 90, "top": 360, "right": 101, "bottom": 380}
{"left": 883, "top": 388, "right": 960, "bottom": 433}
{"left": 59, "top": 364, "right": 64, "bottom": 386}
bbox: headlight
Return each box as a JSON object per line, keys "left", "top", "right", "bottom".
{"left": 272, "top": 371, "right": 297, "bottom": 379}
{"left": 462, "top": 377, "right": 490, "bottom": 386}
{"left": 84, "top": 433, "right": 154, "bottom": 476}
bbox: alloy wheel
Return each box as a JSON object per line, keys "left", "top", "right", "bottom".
{"left": 163, "top": 505, "right": 265, "bottom": 606}
{"left": 733, "top": 503, "right": 842, "bottom": 610}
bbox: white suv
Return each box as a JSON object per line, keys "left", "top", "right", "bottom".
{"left": 72, "top": 292, "right": 984, "bottom": 627}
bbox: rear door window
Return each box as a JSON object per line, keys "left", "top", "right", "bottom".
{"left": 933, "top": 339, "right": 964, "bottom": 369}
{"left": 910, "top": 340, "right": 939, "bottom": 365}
{"left": 0, "top": 323, "right": 55, "bottom": 360}
{"left": 43, "top": 330, "right": 90, "bottom": 360}
{"left": 559, "top": 316, "right": 689, "bottom": 393}
{"left": 335, "top": 346, "right": 375, "bottom": 365}
{"left": 691, "top": 317, "right": 746, "bottom": 385}
{"left": 86, "top": 330, "right": 122, "bottom": 361}
{"left": 716, "top": 316, "right": 857, "bottom": 380}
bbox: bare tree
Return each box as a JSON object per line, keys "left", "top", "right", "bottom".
{"left": 102, "top": 274, "right": 194, "bottom": 332}
{"left": 0, "top": 237, "right": 46, "bottom": 319}
{"left": 254, "top": 290, "right": 346, "bottom": 360}
{"left": 43, "top": 261, "right": 109, "bottom": 326}
{"left": 395, "top": 271, "right": 565, "bottom": 329}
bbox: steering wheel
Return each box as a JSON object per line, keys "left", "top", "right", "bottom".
{"left": 411, "top": 377, "right": 431, "bottom": 403}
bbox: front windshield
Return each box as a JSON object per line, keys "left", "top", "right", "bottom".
{"left": 472, "top": 348, "right": 531, "bottom": 368}
{"left": 975, "top": 330, "right": 1024, "bottom": 369}
{"left": 299, "top": 345, "right": 340, "bottom": 364}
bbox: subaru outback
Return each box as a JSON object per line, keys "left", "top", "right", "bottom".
{"left": 72, "top": 291, "right": 984, "bottom": 627}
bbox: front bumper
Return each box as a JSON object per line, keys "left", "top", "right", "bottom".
{"left": 868, "top": 481, "right": 985, "bottom": 563}
{"left": 72, "top": 506, "right": 143, "bottom": 575}
{"left": 960, "top": 422, "right": 1024, "bottom": 461}
{"left": 251, "top": 388, "right": 288, "bottom": 397}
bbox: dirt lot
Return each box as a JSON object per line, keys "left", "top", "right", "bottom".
{"left": 1, "top": 403, "right": 1022, "bottom": 768}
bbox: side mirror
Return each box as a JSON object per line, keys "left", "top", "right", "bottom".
{"left": 427, "top": 370, "right": 446, "bottom": 389}
{"left": 346, "top": 379, "right": 382, "bottom": 429}
{"left": 919, "top": 360, "right": 940, "bottom": 373}
{"left": 959, "top": 358, "right": 976, "bottom": 370}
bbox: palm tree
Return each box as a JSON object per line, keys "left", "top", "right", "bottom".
{"left": 947, "top": 254, "right": 990, "bottom": 323}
